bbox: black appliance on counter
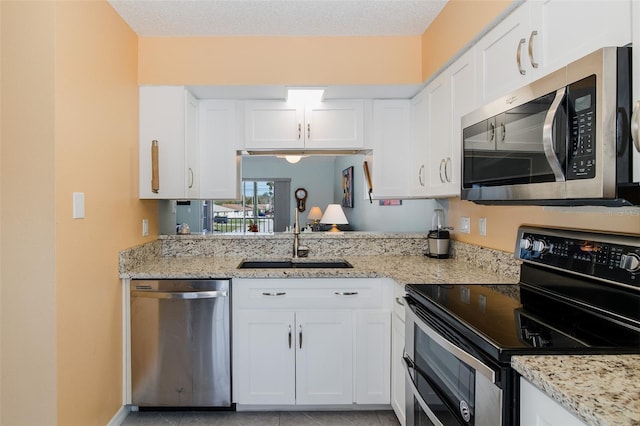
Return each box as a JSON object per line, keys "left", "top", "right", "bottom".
{"left": 404, "top": 226, "right": 640, "bottom": 425}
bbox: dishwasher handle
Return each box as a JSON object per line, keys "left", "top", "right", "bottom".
{"left": 131, "top": 290, "right": 229, "bottom": 300}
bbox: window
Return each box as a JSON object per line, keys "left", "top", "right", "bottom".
{"left": 204, "top": 179, "right": 291, "bottom": 234}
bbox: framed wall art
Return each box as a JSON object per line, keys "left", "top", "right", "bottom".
{"left": 341, "top": 166, "right": 354, "bottom": 208}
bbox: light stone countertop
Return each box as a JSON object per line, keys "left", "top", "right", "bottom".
{"left": 121, "top": 254, "right": 519, "bottom": 287}
{"left": 513, "top": 355, "right": 640, "bottom": 426}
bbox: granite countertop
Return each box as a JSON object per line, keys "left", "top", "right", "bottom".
{"left": 513, "top": 355, "right": 640, "bottom": 426}
{"left": 121, "top": 254, "right": 519, "bottom": 287}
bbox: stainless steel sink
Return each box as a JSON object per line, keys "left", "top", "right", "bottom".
{"left": 237, "top": 259, "right": 353, "bottom": 269}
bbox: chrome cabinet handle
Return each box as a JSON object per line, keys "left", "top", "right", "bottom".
{"left": 418, "top": 165, "right": 425, "bottom": 187}
{"left": 528, "top": 30, "right": 539, "bottom": 68}
{"left": 543, "top": 87, "right": 567, "bottom": 182}
{"left": 517, "top": 38, "right": 526, "bottom": 75}
{"left": 500, "top": 122, "right": 506, "bottom": 141}
{"left": 439, "top": 159, "right": 446, "bottom": 183}
{"left": 188, "top": 167, "right": 194, "bottom": 189}
{"left": 288, "top": 325, "right": 292, "bottom": 349}
{"left": 335, "top": 291, "right": 358, "bottom": 296}
{"left": 395, "top": 296, "right": 405, "bottom": 306}
{"left": 299, "top": 325, "right": 303, "bottom": 349}
{"left": 298, "top": 123, "right": 301, "bottom": 140}
{"left": 632, "top": 100, "right": 640, "bottom": 152}
{"left": 307, "top": 123, "right": 311, "bottom": 139}
{"left": 262, "top": 292, "right": 286, "bottom": 296}
{"left": 444, "top": 157, "right": 452, "bottom": 183}
{"left": 489, "top": 121, "right": 495, "bottom": 142}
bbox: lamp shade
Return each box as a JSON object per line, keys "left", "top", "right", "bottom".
{"left": 320, "top": 204, "right": 348, "bottom": 232}
{"left": 307, "top": 206, "right": 323, "bottom": 221}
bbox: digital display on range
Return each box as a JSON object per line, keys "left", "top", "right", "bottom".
{"left": 574, "top": 94, "right": 591, "bottom": 112}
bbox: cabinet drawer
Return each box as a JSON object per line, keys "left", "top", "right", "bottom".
{"left": 234, "top": 278, "right": 384, "bottom": 310}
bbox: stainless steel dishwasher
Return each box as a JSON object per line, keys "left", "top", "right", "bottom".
{"left": 130, "top": 279, "right": 231, "bottom": 407}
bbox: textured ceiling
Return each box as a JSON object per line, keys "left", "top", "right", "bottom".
{"left": 108, "top": 0, "right": 448, "bottom": 37}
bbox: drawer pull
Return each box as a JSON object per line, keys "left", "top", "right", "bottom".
{"left": 262, "top": 292, "right": 286, "bottom": 296}
{"left": 395, "top": 296, "right": 405, "bottom": 306}
{"left": 335, "top": 291, "right": 358, "bottom": 296}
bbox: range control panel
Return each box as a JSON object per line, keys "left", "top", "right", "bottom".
{"left": 516, "top": 226, "right": 639, "bottom": 288}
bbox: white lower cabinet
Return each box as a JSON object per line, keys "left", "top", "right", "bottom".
{"left": 520, "top": 377, "right": 586, "bottom": 426}
{"left": 233, "top": 278, "right": 391, "bottom": 407}
{"left": 390, "top": 281, "right": 406, "bottom": 425}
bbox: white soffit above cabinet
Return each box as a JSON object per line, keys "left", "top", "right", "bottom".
{"left": 108, "top": 0, "right": 448, "bottom": 37}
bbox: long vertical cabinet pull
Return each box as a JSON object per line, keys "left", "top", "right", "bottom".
{"left": 298, "top": 324, "right": 303, "bottom": 349}
{"left": 151, "top": 140, "right": 159, "bottom": 193}
{"left": 528, "top": 31, "right": 539, "bottom": 68}
{"left": 288, "top": 325, "right": 292, "bottom": 349}
{"left": 516, "top": 38, "right": 526, "bottom": 75}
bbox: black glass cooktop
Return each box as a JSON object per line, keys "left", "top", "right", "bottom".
{"left": 406, "top": 280, "right": 640, "bottom": 362}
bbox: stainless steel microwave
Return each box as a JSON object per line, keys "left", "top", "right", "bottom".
{"left": 461, "top": 47, "right": 639, "bottom": 206}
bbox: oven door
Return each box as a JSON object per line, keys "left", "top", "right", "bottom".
{"left": 404, "top": 302, "right": 502, "bottom": 426}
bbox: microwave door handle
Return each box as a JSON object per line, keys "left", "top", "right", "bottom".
{"left": 403, "top": 356, "right": 445, "bottom": 426}
{"left": 543, "top": 87, "right": 567, "bottom": 182}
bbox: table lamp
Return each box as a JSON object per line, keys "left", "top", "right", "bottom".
{"left": 320, "top": 204, "right": 348, "bottom": 233}
{"left": 307, "top": 206, "right": 323, "bottom": 231}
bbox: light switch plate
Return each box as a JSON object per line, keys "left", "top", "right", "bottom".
{"left": 142, "top": 219, "right": 149, "bottom": 237}
{"left": 460, "top": 216, "right": 470, "bottom": 234}
{"left": 72, "top": 192, "right": 85, "bottom": 219}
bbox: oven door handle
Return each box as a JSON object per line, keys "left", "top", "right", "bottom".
{"left": 402, "top": 356, "right": 445, "bottom": 426}
{"left": 406, "top": 304, "right": 497, "bottom": 384}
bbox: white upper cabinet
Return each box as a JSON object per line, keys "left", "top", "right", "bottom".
{"left": 198, "top": 101, "right": 242, "bottom": 200}
{"left": 409, "top": 88, "right": 429, "bottom": 197}
{"left": 139, "top": 86, "right": 242, "bottom": 200}
{"left": 244, "top": 100, "right": 365, "bottom": 150}
{"left": 371, "top": 100, "right": 412, "bottom": 198}
{"left": 477, "top": 0, "right": 632, "bottom": 104}
{"left": 424, "top": 72, "right": 452, "bottom": 197}
{"left": 139, "top": 86, "right": 194, "bottom": 199}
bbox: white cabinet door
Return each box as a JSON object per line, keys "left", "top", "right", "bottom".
{"left": 305, "top": 101, "right": 365, "bottom": 149}
{"left": 409, "top": 88, "right": 429, "bottom": 197}
{"left": 296, "top": 311, "right": 354, "bottom": 405}
{"left": 391, "top": 313, "right": 406, "bottom": 426}
{"left": 476, "top": 3, "right": 538, "bottom": 104}
{"left": 235, "top": 310, "right": 296, "bottom": 405}
{"left": 520, "top": 378, "right": 586, "bottom": 426}
{"left": 355, "top": 311, "right": 391, "bottom": 405}
{"left": 198, "top": 101, "right": 242, "bottom": 200}
{"left": 425, "top": 73, "right": 453, "bottom": 197}
{"left": 185, "top": 91, "right": 200, "bottom": 199}
{"left": 244, "top": 101, "right": 364, "bottom": 150}
{"left": 372, "top": 100, "right": 412, "bottom": 198}
{"left": 244, "top": 101, "right": 304, "bottom": 149}
{"left": 139, "top": 86, "right": 189, "bottom": 199}
{"left": 449, "top": 49, "right": 477, "bottom": 199}
{"left": 532, "top": 0, "right": 632, "bottom": 75}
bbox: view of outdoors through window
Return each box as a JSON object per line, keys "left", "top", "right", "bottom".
{"left": 203, "top": 181, "right": 275, "bottom": 234}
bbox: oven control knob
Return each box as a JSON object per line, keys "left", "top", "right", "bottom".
{"left": 620, "top": 253, "right": 640, "bottom": 272}
{"left": 532, "top": 239, "right": 548, "bottom": 253}
{"left": 520, "top": 238, "right": 533, "bottom": 251}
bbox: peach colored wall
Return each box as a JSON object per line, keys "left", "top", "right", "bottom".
{"left": 139, "top": 36, "right": 422, "bottom": 85}
{"left": 420, "top": 0, "right": 512, "bottom": 81}
{"left": 2, "top": 1, "right": 156, "bottom": 425}
{"left": 1, "top": 2, "right": 57, "bottom": 425}
{"left": 54, "top": 1, "right": 156, "bottom": 425}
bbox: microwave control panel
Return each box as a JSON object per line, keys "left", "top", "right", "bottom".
{"left": 566, "top": 75, "right": 597, "bottom": 181}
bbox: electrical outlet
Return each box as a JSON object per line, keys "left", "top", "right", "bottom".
{"left": 460, "top": 216, "right": 470, "bottom": 234}
{"left": 142, "top": 219, "right": 149, "bottom": 237}
{"left": 479, "top": 217, "right": 487, "bottom": 236}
